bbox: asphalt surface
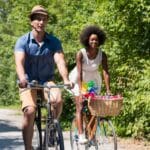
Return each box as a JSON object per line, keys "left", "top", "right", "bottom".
{"left": 0, "top": 109, "right": 23, "bottom": 150}
{"left": 0, "top": 109, "right": 149, "bottom": 150}
{"left": 0, "top": 109, "right": 72, "bottom": 150}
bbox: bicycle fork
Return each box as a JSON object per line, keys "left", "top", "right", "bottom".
{"left": 36, "top": 102, "right": 43, "bottom": 149}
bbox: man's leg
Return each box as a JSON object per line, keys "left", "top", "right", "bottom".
{"left": 22, "top": 106, "right": 36, "bottom": 150}
{"left": 44, "top": 81, "right": 63, "bottom": 119}
{"left": 20, "top": 89, "right": 37, "bottom": 150}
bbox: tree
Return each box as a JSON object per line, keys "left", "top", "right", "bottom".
{"left": 0, "top": 0, "right": 149, "bottom": 139}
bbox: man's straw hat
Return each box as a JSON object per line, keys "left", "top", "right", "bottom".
{"left": 29, "top": 5, "right": 48, "bottom": 18}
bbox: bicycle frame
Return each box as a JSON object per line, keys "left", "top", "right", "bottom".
{"left": 82, "top": 98, "right": 97, "bottom": 141}
{"left": 35, "top": 94, "right": 43, "bottom": 148}
{"left": 21, "top": 81, "right": 69, "bottom": 150}
{"left": 70, "top": 96, "right": 118, "bottom": 150}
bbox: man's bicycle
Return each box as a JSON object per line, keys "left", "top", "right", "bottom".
{"left": 70, "top": 94, "right": 123, "bottom": 150}
{"left": 22, "top": 80, "right": 70, "bottom": 150}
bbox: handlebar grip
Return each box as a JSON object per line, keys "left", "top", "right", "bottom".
{"left": 31, "top": 80, "right": 38, "bottom": 84}
{"left": 64, "top": 84, "right": 71, "bottom": 87}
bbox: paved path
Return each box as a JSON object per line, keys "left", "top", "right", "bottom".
{"left": 0, "top": 109, "right": 72, "bottom": 150}
{"left": 0, "top": 109, "right": 23, "bottom": 150}
{"left": 0, "top": 109, "right": 149, "bottom": 150}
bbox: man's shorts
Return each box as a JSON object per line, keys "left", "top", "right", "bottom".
{"left": 19, "top": 81, "right": 62, "bottom": 110}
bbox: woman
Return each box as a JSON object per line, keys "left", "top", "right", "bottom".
{"left": 69, "top": 25, "right": 111, "bottom": 144}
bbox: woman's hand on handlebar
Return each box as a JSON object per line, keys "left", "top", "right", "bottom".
{"left": 106, "top": 90, "right": 113, "bottom": 96}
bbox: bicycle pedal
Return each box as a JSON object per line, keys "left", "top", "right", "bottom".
{"left": 48, "top": 136, "right": 54, "bottom": 146}
{"left": 48, "top": 144, "right": 55, "bottom": 147}
{"left": 74, "top": 135, "right": 79, "bottom": 141}
{"left": 89, "top": 139, "right": 97, "bottom": 146}
{"left": 33, "top": 146, "right": 40, "bottom": 150}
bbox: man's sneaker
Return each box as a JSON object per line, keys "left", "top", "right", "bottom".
{"left": 78, "top": 134, "right": 88, "bottom": 144}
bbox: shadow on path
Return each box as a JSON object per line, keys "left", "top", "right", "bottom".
{"left": 0, "top": 137, "right": 23, "bottom": 150}
{"left": 0, "top": 112, "right": 24, "bottom": 150}
{"left": 0, "top": 120, "right": 21, "bottom": 132}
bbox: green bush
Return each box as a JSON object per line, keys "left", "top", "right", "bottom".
{"left": 0, "top": 0, "right": 149, "bottom": 139}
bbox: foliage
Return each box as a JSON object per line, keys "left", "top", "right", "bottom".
{"left": 100, "top": 0, "right": 150, "bottom": 140}
{"left": 0, "top": 0, "right": 149, "bottom": 139}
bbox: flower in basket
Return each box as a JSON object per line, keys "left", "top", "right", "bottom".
{"left": 87, "top": 80, "right": 95, "bottom": 89}
{"left": 81, "top": 82, "right": 88, "bottom": 94}
{"left": 84, "top": 92, "right": 95, "bottom": 99}
{"left": 82, "top": 81, "right": 98, "bottom": 100}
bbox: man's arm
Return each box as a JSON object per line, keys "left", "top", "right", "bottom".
{"left": 54, "top": 51, "right": 70, "bottom": 83}
{"left": 14, "top": 51, "right": 27, "bottom": 87}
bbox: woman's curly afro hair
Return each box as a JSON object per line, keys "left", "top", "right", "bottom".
{"left": 80, "top": 25, "right": 106, "bottom": 48}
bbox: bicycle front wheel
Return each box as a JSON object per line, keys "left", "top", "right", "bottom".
{"left": 70, "top": 118, "right": 87, "bottom": 150}
{"left": 44, "top": 120, "right": 64, "bottom": 150}
{"left": 32, "top": 122, "right": 42, "bottom": 150}
{"left": 95, "top": 117, "right": 117, "bottom": 150}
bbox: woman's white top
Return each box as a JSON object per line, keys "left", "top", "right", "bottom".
{"left": 69, "top": 48, "right": 102, "bottom": 96}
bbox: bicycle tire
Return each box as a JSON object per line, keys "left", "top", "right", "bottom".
{"left": 95, "top": 117, "right": 117, "bottom": 150}
{"left": 32, "top": 122, "right": 42, "bottom": 150}
{"left": 44, "top": 120, "right": 64, "bottom": 150}
{"left": 32, "top": 103, "right": 43, "bottom": 150}
{"left": 70, "top": 118, "right": 87, "bottom": 150}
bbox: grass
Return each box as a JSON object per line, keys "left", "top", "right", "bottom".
{"left": 0, "top": 104, "right": 22, "bottom": 116}
{"left": 0, "top": 104, "right": 21, "bottom": 110}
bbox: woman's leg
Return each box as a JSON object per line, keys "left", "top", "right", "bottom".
{"left": 75, "top": 96, "right": 83, "bottom": 134}
{"left": 75, "top": 96, "right": 88, "bottom": 144}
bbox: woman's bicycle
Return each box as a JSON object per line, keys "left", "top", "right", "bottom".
{"left": 70, "top": 94, "right": 123, "bottom": 150}
{"left": 22, "top": 80, "right": 70, "bottom": 150}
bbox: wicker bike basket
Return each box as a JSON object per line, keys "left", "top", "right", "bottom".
{"left": 88, "top": 96, "right": 123, "bottom": 117}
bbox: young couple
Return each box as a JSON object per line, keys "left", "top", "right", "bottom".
{"left": 14, "top": 5, "right": 111, "bottom": 149}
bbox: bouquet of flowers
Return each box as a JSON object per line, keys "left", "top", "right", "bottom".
{"left": 81, "top": 80, "right": 98, "bottom": 99}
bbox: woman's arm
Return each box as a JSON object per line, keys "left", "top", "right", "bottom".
{"left": 76, "top": 51, "right": 83, "bottom": 91}
{"left": 101, "top": 52, "right": 111, "bottom": 94}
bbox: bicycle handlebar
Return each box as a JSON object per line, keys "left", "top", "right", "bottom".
{"left": 18, "top": 80, "right": 71, "bottom": 91}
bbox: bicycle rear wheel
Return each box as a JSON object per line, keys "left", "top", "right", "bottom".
{"left": 44, "top": 119, "right": 64, "bottom": 150}
{"left": 95, "top": 117, "right": 117, "bottom": 150}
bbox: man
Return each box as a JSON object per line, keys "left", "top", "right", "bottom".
{"left": 14, "top": 5, "right": 72, "bottom": 150}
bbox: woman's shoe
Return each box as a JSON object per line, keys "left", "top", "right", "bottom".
{"left": 78, "top": 134, "right": 88, "bottom": 144}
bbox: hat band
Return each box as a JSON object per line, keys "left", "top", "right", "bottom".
{"left": 32, "top": 9, "right": 48, "bottom": 15}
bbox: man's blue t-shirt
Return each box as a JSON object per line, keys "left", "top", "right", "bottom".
{"left": 14, "top": 31, "right": 63, "bottom": 83}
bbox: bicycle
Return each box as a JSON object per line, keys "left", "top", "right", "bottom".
{"left": 70, "top": 94, "right": 123, "bottom": 150}
{"left": 21, "top": 80, "right": 70, "bottom": 150}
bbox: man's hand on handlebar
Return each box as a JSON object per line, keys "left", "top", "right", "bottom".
{"left": 18, "top": 78, "right": 28, "bottom": 88}
{"left": 63, "top": 80, "right": 74, "bottom": 89}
